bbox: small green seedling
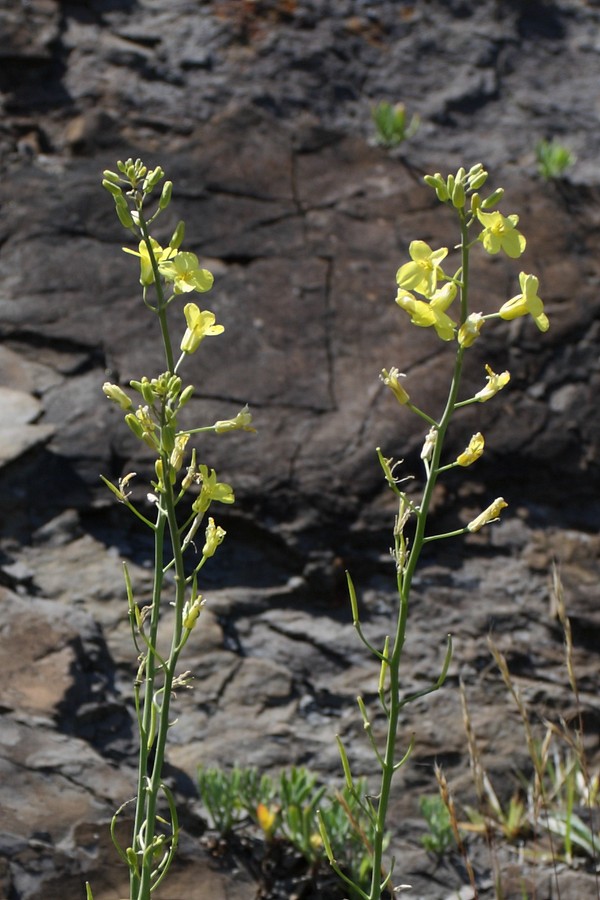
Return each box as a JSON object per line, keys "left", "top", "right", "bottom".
{"left": 535, "top": 138, "right": 575, "bottom": 180}
{"left": 372, "top": 101, "right": 420, "bottom": 148}
{"left": 419, "top": 794, "right": 455, "bottom": 856}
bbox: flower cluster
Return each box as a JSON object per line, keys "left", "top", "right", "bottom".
{"left": 395, "top": 165, "right": 549, "bottom": 350}
{"left": 384, "top": 164, "right": 551, "bottom": 539}
{"left": 99, "top": 158, "right": 259, "bottom": 899}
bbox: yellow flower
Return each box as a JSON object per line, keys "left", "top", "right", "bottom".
{"left": 132, "top": 405, "right": 158, "bottom": 449}
{"left": 202, "top": 517, "right": 226, "bottom": 558}
{"left": 192, "top": 465, "right": 235, "bottom": 515}
{"left": 256, "top": 803, "right": 278, "bottom": 839}
{"left": 476, "top": 210, "right": 526, "bottom": 258}
{"left": 183, "top": 595, "right": 205, "bottom": 630}
{"left": 380, "top": 367, "right": 410, "bottom": 405}
{"left": 396, "top": 282, "right": 457, "bottom": 341}
{"left": 396, "top": 240, "right": 448, "bottom": 297}
{"left": 467, "top": 497, "right": 508, "bottom": 533}
{"left": 309, "top": 833, "right": 323, "bottom": 851}
{"left": 213, "top": 404, "right": 256, "bottom": 433}
{"left": 169, "top": 433, "right": 189, "bottom": 472}
{"left": 180, "top": 303, "right": 224, "bottom": 354}
{"left": 475, "top": 365, "right": 510, "bottom": 402}
{"left": 456, "top": 432, "right": 484, "bottom": 467}
{"left": 160, "top": 251, "right": 214, "bottom": 294}
{"left": 499, "top": 272, "right": 549, "bottom": 332}
{"left": 122, "top": 238, "right": 177, "bottom": 285}
{"left": 458, "top": 312, "right": 484, "bottom": 348}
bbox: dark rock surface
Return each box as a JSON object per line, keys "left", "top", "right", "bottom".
{"left": 1, "top": 1, "right": 600, "bottom": 897}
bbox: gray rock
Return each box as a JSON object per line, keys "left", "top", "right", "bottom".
{"left": 1, "top": 1, "right": 600, "bottom": 896}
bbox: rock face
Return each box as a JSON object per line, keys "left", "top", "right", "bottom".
{"left": 1, "top": 1, "right": 600, "bottom": 897}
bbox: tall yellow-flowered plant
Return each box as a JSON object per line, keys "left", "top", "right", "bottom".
{"left": 319, "top": 164, "right": 549, "bottom": 900}
{"left": 92, "top": 159, "right": 254, "bottom": 900}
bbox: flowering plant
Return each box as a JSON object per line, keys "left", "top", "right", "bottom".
{"left": 92, "top": 159, "right": 254, "bottom": 900}
{"left": 319, "top": 164, "right": 549, "bottom": 899}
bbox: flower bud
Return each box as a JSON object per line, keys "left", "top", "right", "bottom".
{"left": 424, "top": 173, "right": 450, "bottom": 201}
{"left": 423, "top": 174, "right": 444, "bottom": 190}
{"left": 140, "top": 378, "right": 155, "bottom": 406}
{"left": 470, "top": 192, "right": 481, "bottom": 214}
{"left": 468, "top": 165, "right": 488, "bottom": 190}
{"left": 481, "top": 187, "right": 505, "bottom": 209}
{"left": 150, "top": 165, "right": 164, "bottom": 182}
{"left": 159, "top": 180, "right": 173, "bottom": 210}
{"left": 179, "top": 384, "right": 194, "bottom": 408}
{"left": 167, "top": 374, "right": 182, "bottom": 397}
{"left": 451, "top": 179, "right": 466, "bottom": 209}
{"left": 114, "top": 195, "right": 134, "bottom": 228}
{"left": 103, "top": 382, "right": 133, "bottom": 410}
{"left": 143, "top": 166, "right": 164, "bottom": 192}
{"left": 102, "top": 178, "right": 122, "bottom": 197}
{"left": 161, "top": 423, "right": 175, "bottom": 454}
{"left": 170, "top": 220, "right": 185, "bottom": 250}
{"left": 125, "top": 413, "right": 144, "bottom": 439}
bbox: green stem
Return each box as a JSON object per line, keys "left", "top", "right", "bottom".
{"left": 365, "top": 214, "right": 471, "bottom": 900}
{"left": 130, "top": 506, "right": 165, "bottom": 899}
{"left": 134, "top": 461, "right": 187, "bottom": 900}
{"left": 138, "top": 217, "right": 175, "bottom": 375}
{"left": 128, "top": 213, "right": 181, "bottom": 894}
